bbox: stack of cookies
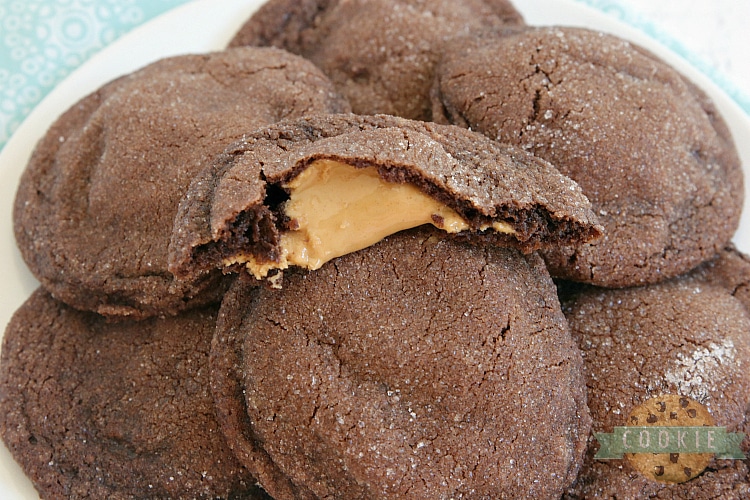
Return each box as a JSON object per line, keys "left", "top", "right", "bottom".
{"left": 2, "top": 0, "right": 748, "bottom": 498}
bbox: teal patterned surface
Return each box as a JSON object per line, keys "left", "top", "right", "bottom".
{"left": 0, "top": 0, "right": 748, "bottom": 152}
{"left": 0, "top": 0, "right": 191, "bottom": 149}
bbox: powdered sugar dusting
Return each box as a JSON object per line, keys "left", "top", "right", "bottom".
{"left": 664, "top": 339, "right": 737, "bottom": 403}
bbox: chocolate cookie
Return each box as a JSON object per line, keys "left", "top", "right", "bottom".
{"left": 229, "top": 0, "right": 524, "bottom": 120}
{"left": 13, "top": 46, "right": 350, "bottom": 319}
{"left": 211, "top": 227, "right": 591, "bottom": 499}
{"left": 0, "top": 288, "right": 268, "bottom": 499}
{"left": 168, "top": 113, "right": 602, "bottom": 283}
{"left": 432, "top": 27, "right": 744, "bottom": 287}
{"left": 559, "top": 260, "right": 750, "bottom": 498}
{"left": 690, "top": 244, "right": 750, "bottom": 312}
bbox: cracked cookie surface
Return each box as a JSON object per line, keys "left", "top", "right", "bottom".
{"left": 432, "top": 27, "right": 743, "bottom": 287}
{"left": 0, "top": 288, "right": 268, "bottom": 499}
{"left": 230, "top": 0, "right": 524, "bottom": 121}
{"left": 13, "top": 46, "right": 349, "bottom": 319}
{"left": 211, "top": 226, "right": 590, "bottom": 499}
{"left": 559, "top": 252, "right": 750, "bottom": 498}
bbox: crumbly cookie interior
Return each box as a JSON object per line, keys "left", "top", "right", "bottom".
{"left": 224, "top": 159, "right": 515, "bottom": 279}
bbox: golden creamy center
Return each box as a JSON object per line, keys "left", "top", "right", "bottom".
{"left": 237, "top": 159, "right": 514, "bottom": 279}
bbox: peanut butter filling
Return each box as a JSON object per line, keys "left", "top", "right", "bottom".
{"left": 229, "top": 159, "right": 515, "bottom": 279}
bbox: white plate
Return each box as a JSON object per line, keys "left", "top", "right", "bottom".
{"left": 0, "top": 0, "right": 748, "bottom": 497}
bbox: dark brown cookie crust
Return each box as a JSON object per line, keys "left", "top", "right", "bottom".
{"left": 432, "top": 27, "right": 744, "bottom": 288}
{"left": 690, "top": 244, "right": 750, "bottom": 313}
{"left": 229, "top": 0, "right": 524, "bottom": 120}
{"left": 168, "top": 113, "right": 602, "bottom": 283}
{"left": 211, "top": 227, "right": 591, "bottom": 499}
{"left": 13, "top": 46, "right": 350, "bottom": 320}
{"left": 0, "top": 288, "right": 267, "bottom": 499}
{"left": 559, "top": 261, "right": 750, "bottom": 498}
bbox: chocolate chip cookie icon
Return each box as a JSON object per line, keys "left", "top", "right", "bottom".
{"left": 591, "top": 394, "right": 747, "bottom": 487}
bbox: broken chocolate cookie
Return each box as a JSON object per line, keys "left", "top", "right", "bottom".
{"left": 168, "top": 113, "right": 602, "bottom": 283}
